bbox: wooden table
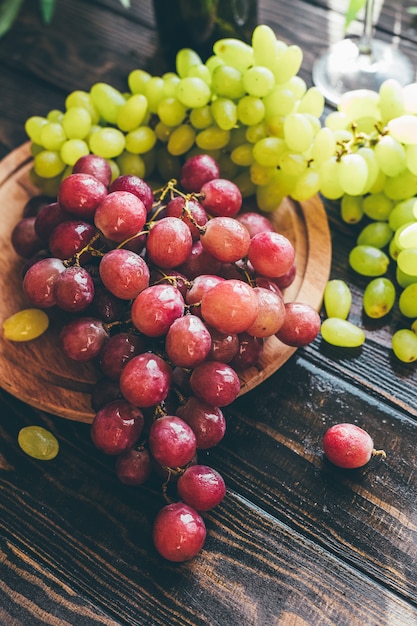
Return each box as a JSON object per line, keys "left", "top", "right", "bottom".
{"left": 0, "top": 1, "right": 416, "bottom": 624}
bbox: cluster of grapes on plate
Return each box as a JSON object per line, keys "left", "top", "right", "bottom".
{"left": 11, "top": 152, "right": 321, "bottom": 561}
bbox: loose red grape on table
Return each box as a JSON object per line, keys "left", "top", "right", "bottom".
{"left": 10, "top": 152, "right": 326, "bottom": 562}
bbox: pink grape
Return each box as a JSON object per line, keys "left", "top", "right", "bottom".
{"left": 190, "top": 360, "right": 240, "bottom": 406}
{"left": 91, "top": 399, "right": 144, "bottom": 455}
{"left": 99, "top": 331, "right": 147, "bottom": 380}
{"left": 48, "top": 219, "right": 96, "bottom": 260}
{"left": 91, "top": 285, "right": 127, "bottom": 323}
{"left": 200, "top": 279, "right": 258, "bottom": 334}
{"left": 206, "top": 327, "right": 239, "bottom": 363}
{"left": 22, "top": 257, "right": 66, "bottom": 307}
{"left": 94, "top": 191, "right": 147, "bottom": 243}
{"left": 149, "top": 415, "right": 197, "bottom": 468}
{"left": 275, "top": 302, "right": 321, "bottom": 347}
{"left": 11, "top": 217, "right": 44, "bottom": 258}
{"left": 55, "top": 265, "right": 95, "bottom": 312}
{"left": 178, "top": 240, "right": 222, "bottom": 279}
{"left": 236, "top": 211, "right": 274, "bottom": 237}
{"left": 57, "top": 172, "right": 108, "bottom": 219}
{"left": 180, "top": 154, "right": 220, "bottom": 192}
{"left": 200, "top": 178, "right": 242, "bottom": 217}
{"left": 109, "top": 174, "right": 154, "bottom": 213}
{"left": 146, "top": 217, "right": 193, "bottom": 268}
{"left": 34, "top": 201, "right": 70, "bottom": 242}
{"left": 165, "top": 314, "right": 212, "bottom": 368}
{"left": 59, "top": 317, "right": 108, "bottom": 361}
{"left": 176, "top": 396, "right": 226, "bottom": 449}
{"left": 322, "top": 423, "right": 384, "bottom": 469}
{"left": 185, "top": 274, "right": 225, "bottom": 314}
{"left": 152, "top": 502, "right": 206, "bottom": 562}
{"left": 177, "top": 464, "right": 226, "bottom": 511}
{"left": 248, "top": 231, "right": 295, "bottom": 278}
{"left": 99, "top": 248, "right": 150, "bottom": 300}
{"left": 72, "top": 154, "right": 112, "bottom": 187}
{"left": 230, "top": 332, "right": 264, "bottom": 370}
{"left": 246, "top": 287, "right": 286, "bottom": 337}
{"left": 163, "top": 195, "right": 208, "bottom": 240}
{"left": 119, "top": 352, "right": 172, "bottom": 407}
{"left": 131, "top": 284, "right": 184, "bottom": 337}
{"left": 200, "top": 216, "right": 250, "bottom": 263}
{"left": 115, "top": 446, "right": 152, "bottom": 485}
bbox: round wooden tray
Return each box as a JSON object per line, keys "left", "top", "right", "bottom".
{"left": 0, "top": 143, "right": 332, "bottom": 423}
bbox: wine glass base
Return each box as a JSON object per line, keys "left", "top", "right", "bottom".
{"left": 313, "top": 37, "right": 415, "bottom": 107}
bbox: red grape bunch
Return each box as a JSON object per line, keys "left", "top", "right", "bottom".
{"left": 12, "top": 152, "right": 321, "bottom": 561}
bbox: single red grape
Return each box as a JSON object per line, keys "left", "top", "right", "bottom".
{"left": 322, "top": 423, "right": 385, "bottom": 469}
{"left": 275, "top": 302, "right": 321, "bottom": 347}
{"left": 152, "top": 502, "right": 206, "bottom": 562}
{"left": 180, "top": 154, "right": 220, "bottom": 192}
{"left": 91, "top": 399, "right": 144, "bottom": 455}
{"left": 177, "top": 464, "right": 226, "bottom": 511}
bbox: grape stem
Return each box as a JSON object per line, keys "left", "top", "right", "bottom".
{"left": 372, "top": 448, "right": 387, "bottom": 460}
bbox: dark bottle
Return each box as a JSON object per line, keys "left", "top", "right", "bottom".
{"left": 153, "top": 0, "right": 258, "bottom": 67}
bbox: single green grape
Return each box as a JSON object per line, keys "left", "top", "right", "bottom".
{"left": 62, "top": 106, "right": 92, "bottom": 139}
{"left": 60, "top": 139, "right": 90, "bottom": 166}
{"left": 167, "top": 124, "right": 196, "bottom": 156}
{"left": 396, "top": 265, "right": 417, "bottom": 288}
{"left": 362, "top": 192, "right": 393, "bottom": 221}
{"left": 392, "top": 329, "right": 417, "bottom": 362}
{"left": 89, "top": 127, "right": 126, "bottom": 159}
{"left": 90, "top": 82, "right": 126, "bottom": 124}
{"left": 189, "top": 105, "right": 213, "bottom": 130}
{"left": 357, "top": 221, "right": 393, "bottom": 249}
{"left": 363, "top": 278, "right": 396, "bottom": 318}
{"left": 283, "top": 113, "right": 314, "bottom": 153}
{"left": 116, "top": 151, "right": 146, "bottom": 178}
{"left": 175, "top": 77, "right": 211, "bottom": 109}
{"left": 40, "top": 122, "right": 67, "bottom": 151}
{"left": 340, "top": 194, "right": 364, "bottom": 224}
{"left": 18, "top": 426, "right": 59, "bottom": 461}
{"left": 323, "top": 279, "right": 352, "bottom": 319}
{"left": 243, "top": 65, "right": 275, "bottom": 98}
{"left": 34, "top": 150, "right": 66, "bottom": 178}
{"left": 320, "top": 318, "right": 365, "bottom": 348}
{"left": 116, "top": 93, "right": 148, "bottom": 132}
{"left": 349, "top": 245, "right": 390, "bottom": 277}
{"left": 399, "top": 283, "right": 417, "bottom": 318}
{"left": 397, "top": 248, "right": 417, "bottom": 277}
{"left": 3, "top": 309, "right": 49, "bottom": 341}
{"left": 157, "top": 97, "right": 187, "bottom": 127}
{"left": 125, "top": 126, "right": 157, "bottom": 155}
{"left": 210, "top": 98, "right": 238, "bottom": 131}
{"left": 388, "top": 198, "right": 417, "bottom": 231}
{"left": 195, "top": 126, "right": 230, "bottom": 151}
{"left": 236, "top": 95, "right": 265, "bottom": 126}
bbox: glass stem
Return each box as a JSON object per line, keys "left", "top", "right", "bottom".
{"left": 358, "top": 0, "right": 375, "bottom": 55}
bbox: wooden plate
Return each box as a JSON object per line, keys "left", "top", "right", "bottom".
{"left": 0, "top": 143, "right": 332, "bottom": 423}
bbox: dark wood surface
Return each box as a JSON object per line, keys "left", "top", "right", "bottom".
{"left": 0, "top": 1, "right": 417, "bottom": 625}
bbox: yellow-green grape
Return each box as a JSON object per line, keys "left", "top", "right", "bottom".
{"left": 384, "top": 169, "right": 417, "bottom": 202}
{"left": 356, "top": 146, "right": 380, "bottom": 192}
{"left": 388, "top": 198, "right": 417, "bottom": 230}
{"left": 65, "top": 90, "right": 99, "bottom": 124}
{"left": 397, "top": 248, "right": 417, "bottom": 276}
{"left": 157, "top": 97, "right": 187, "bottom": 127}
{"left": 340, "top": 194, "right": 364, "bottom": 224}
{"left": 378, "top": 79, "right": 405, "bottom": 123}
{"left": 90, "top": 82, "right": 126, "bottom": 124}
{"left": 39, "top": 122, "right": 66, "bottom": 151}
{"left": 271, "top": 45, "right": 303, "bottom": 84}
{"left": 213, "top": 38, "right": 254, "bottom": 73}
{"left": 290, "top": 168, "right": 321, "bottom": 202}
{"left": 233, "top": 169, "right": 256, "bottom": 198}
{"left": 374, "top": 135, "right": 406, "bottom": 177}
{"left": 205, "top": 54, "right": 224, "bottom": 75}
{"left": 89, "top": 127, "right": 126, "bottom": 159}
{"left": 128, "top": 69, "right": 152, "bottom": 94}
{"left": 125, "top": 126, "right": 157, "bottom": 154}
{"left": 116, "top": 93, "right": 148, "bottom": 132}
{"left": 187, "top": 63, "right": 211, "bottom": 84}
{"left": 338, "top": 88, "right": 379, "bottom": 123}
{"left": 405, "top": 144, "right": 417, "bottom": 175}
{"left": 18, "top": 426, "right": 59, "bottom": 461}
{"left": 235, "top": 95, "right": 264, "bottom": 126}
{"left": 396, "top": 265, "right": 417, "bottom": 288}
{"left": 255, "top": 170, "right": 287, "bottom": 212}
{"left": 60, "top": 139, "right": 90, "bottom": 166}
{"left": 242, "top": 65, "right": 275, "bottom": 98}
{"left": 357, "top": 221, "right": 393, "bottom": 249}
{"left": 61, "top": 106, "right": 92, "bottom": 139}
{"left": 296, "top": 86, "right": 325, "bottom": 117}
{"left": 310, "top": 127, "right": 337, "bottom": 168}
{"left": 252, "top": 24, "right": 277, "bottom": 66}
{"left": 263, "top": 86, "right": 295, "bottom": 117}
{"left": 116, "top": 151, "right": 146, "bottom": 178}
{"left": 47, "top": 109, "right": 64, "bottom": 124}
{"left": 387, "top": 114, "right": 417, "bottom": 145}
{"left": 144, "top": 77, "right": 165, "bottom": 113}
{"left": 249, "top": 162, "right": 275, "bottom": 186}
{"left": 211, "top": 65, "right": 245, "bottom": 99}
{"left": 3, "top": 308, "right": 49, "bottom": 341}
{"left": 412, "top": 319, "right": 417, "bottom": 333}
{"left": 320, "top": 318, "right": 365, "bottom": 348}
{"left": 337, "top": 153, "right": 368, "bottom": 196}
{"left": 167, "top": 124, "right": 196, "bottom": 156}
{"left": 396, "top": 221, "right": 417, "bottom": 250}
{"left": 363, "top": 277, "right": 396, "bottom": 318}
{"left": 252, "top": 136, "right": 286, "bottom": 167}
{"left": 392, "top": 328, "right": 417, "bottom": 362}
{"left": 25, "top": 116, "right": 48, "bottom": 144}
{"left": 325, "top": 110, "right": 349, "bottom": 131}
{"left": 319, "top": 157, "right": 344, "bottom": 200}
{"left": 286, "top": 75, "right": 307, "bottom": 99}
{"left": 278, "top": 152, "right": 307, "bottom": 177}
{"left": 245, "top": 121, "right": 268, "bottom": 144}
{"left": 189, "top": 105, "right": 213, "bottom": 130}
{"left": 175, "top": 77, "right": 211, "bottom": 108}
{"left": 34, "top": 150, "right": 66, "bottom": 178}
{"left": 210, "top": 98, "right": 237, "bottom": 131}
{"left": 362, "top": 192, "right": 393, "bottom": 221}
{"left": 196, "top": 126, "right": 230, "bottom": 151}
{"left": 162, "top": 72, "right": 181, "bottom": 97}
{"left": 176, "top": 47, "right": 203, "bottom": 78}
{"left": 230, "top": 143, "right": 253, "bottom": 167}
{"left": 323, "top": 279, "right": 352, "bottom": 319}
{"left": 283, "top": 113, "right": 314, "bottom": 153}
{"left": 107, "top": 159, "right": 120, "bottom": 182}
{"left": 349, "top": 245, "right": 390, "bottom": 276}
{"left": 154, "top": 121, "right": 173, "bottom": 143}
{"left": 399, "top": 283, "right": 417, "bottom": 317}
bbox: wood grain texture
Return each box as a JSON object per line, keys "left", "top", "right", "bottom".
{"left": 0, "top": 0, "right": 416, "bottom": 624}
{"left": 0, "top": 143, "right": 331, "bottom": 422}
